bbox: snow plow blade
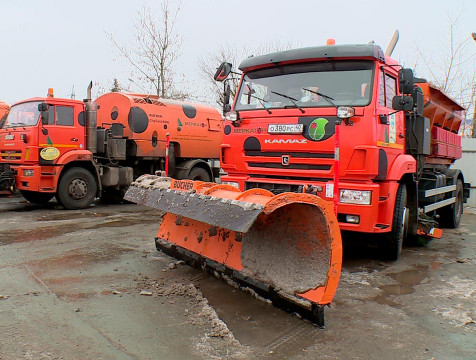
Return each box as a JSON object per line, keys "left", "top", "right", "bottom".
{"left": 125, "top": 175, "right": 342, "bottom": 326}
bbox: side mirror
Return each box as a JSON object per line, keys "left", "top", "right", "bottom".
{"left": 398, "top": 68, "right": 414, "bottom": 94}
{"left": 38, "top": 103, "right": 49, "bottom": 125}
{"left": 214, "top": 62, "right": 232, "bottom": 82}
{"left": 392, "top": 95, "right": 413, "bottom": 111}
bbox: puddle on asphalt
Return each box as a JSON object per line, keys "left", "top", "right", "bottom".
{"left": 374, "top": 268, "right": 428, "bottom": 306}
{"left": 31, "top": 245, "right": 136, "bottom": 271}
{"left": 37, "top": 212, "right": 109, "bottom": 221}
{"left": 379, "top": 284, "right": 415, "bottom": 295}
{"left": 197, "top": 275, "right": 321, "bottom": 358}
{"left": 86, "top": 217, "right": 156, "bottom": 229}
{"left": 0, "top": 224, "right": 79, "bottom": 245}
{"left": 387, "top": 269, "right": 428, "bottom": 286}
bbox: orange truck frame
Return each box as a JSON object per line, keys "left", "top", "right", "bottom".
{"left": 0, "top": 84, "right": 223, "bottom": 208}
{"left": 215, "top": 42, "right": 470, "bottom": 260}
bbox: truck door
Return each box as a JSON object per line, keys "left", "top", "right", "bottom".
{"left": 38, "top": 105, "right": 84, "bottom": 162}
{"left": 376, "top": 71, "right": 405, "bottom": 150}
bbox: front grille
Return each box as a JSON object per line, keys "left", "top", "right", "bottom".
{"left": 248, "top": 174, "right": 332, "bottom": 182}
{"left": 244, "top": 150, "right": 334, "bottom": 175}
{"left": 0, "top": 150, "right": 22, "bottom": 160}
{"left": 248, "top": 162, "right": 331, "bottom": 170}
{"left": 245, "top": 181, "right": 303, "bottom": 194}
{"left": 245, "top": 151, "right": 334, "bottom": 159}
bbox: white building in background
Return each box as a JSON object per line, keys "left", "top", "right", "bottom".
{"left": 454, "top": 138, "right": 476, "bottom": 207}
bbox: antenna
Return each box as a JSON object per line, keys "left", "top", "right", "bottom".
{"left": 385, "top": 30, "right": 399, "bottom": 56}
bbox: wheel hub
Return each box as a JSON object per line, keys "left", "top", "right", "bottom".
{"left": 69, "top": 178, "right": 88, "bottom": 200}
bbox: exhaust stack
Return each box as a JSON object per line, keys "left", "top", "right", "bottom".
{"left": 84, "top": 81, "right": 97, "bottom": 153}
{"left": 385, "top": 30, "right": 399, "bottom": 56}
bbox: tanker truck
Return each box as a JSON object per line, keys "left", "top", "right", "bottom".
{"left": 123, "top": 37, "right": 469, "bottom": 325}
{"left": 0, "top": 84, "right": 223, "bottom": 209}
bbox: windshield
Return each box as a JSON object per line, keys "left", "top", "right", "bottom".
{"left": 235, "top": 61, "right": 374, "bottom": 111}
{"left": 4, "top": 101, "right": 42, "bottom": 128}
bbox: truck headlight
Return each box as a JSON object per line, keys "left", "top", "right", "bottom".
{"left": 340, "top": 189, "right": 371, "bottom": 205}
{"left": 337, "top": 106, "right": 355, "bottom": 119}
{"left": 23, "top": 169, "right": 34, "bottom": 177}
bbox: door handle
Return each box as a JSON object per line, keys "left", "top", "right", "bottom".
{"left": 71, "top": 138, "right": 78, "bottom": 141}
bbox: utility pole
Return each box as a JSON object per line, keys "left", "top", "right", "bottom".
{"left": 472, "top": 33, "right": 476, "bottom": 138}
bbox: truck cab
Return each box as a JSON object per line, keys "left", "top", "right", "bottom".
{"left": 0, "top": 97, "right": 88, "bottom": 201}
{"left": 218, "top": 43, "right": 468, "bottom": 259}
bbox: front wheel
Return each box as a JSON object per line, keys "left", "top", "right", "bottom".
{"left": 379, "top": 184, "right": 408, "bottom": 261}
{"left": 57, "top": 167, "right": 97, "bottom": 210}
{"left": 20, "top": 190, "right": 54, "bottom": 204}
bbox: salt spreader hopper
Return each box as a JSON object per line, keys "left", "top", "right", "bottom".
{"left": 125, "top": 175, "right": 342, "bottom": 325}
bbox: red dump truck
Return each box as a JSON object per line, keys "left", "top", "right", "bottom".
{"left": 0, "top": 84, "right": 223, "bottom": 208}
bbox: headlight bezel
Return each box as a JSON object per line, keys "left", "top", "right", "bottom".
{"left": 339, "top": 189, "right": 372, "bottom": 205}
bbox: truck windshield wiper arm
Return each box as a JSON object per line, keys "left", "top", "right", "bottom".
{"left": 302, "top": 88, "right": 336, "bottom": 107}
{"left": 270, "top": 91, "right": 305, "bottom": 113}
{"left": 243, "top": 93, "right": 271, "bottom": 114}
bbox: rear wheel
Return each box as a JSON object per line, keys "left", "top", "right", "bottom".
{"left": 188, "top": 167, "right": 211, "bottom": 182}
{"left": 57, "top": 167, "right": 97, "bottom": 209}
{"left": 380, "top": 184, "right": 408, "bottom": 261}
{"left": 439, "top": 179, "right": 463, "bottom": 228}
{"left": 20, "top": 190, "right": 54, "bottom": 204}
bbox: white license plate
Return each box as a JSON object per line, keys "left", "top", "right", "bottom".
{"left": 5, "top": 134, "right": 14, "bottom": 140}
{"left": 267, "top": 124, "right": 303, "bottom": 134}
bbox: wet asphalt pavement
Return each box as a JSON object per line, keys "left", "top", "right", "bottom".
{"left": 0, "top": 194, "right": 475, "bottom": 360}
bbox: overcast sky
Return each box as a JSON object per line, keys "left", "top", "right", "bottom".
{"left": 1, "top": 0, "right": 475, "bottom": 108}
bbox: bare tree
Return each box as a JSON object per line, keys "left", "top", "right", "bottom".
{"left": 198, "top": 39, "right": 298, "bottom": 109}
{"left": 414, "top": 12, "right": 476, "bottom": 137}
{"left": 107, "top": 1, "right": 187, "bottom": 99}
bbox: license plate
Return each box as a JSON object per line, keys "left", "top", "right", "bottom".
{"left": 5, "top": 134, "right": 14, "bottom": 140}
{"left": 267, "top": 124, "right": 303, "bottom": 134}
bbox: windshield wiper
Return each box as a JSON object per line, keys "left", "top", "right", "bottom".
{"left": 270, "top": 91, "right": 305, "bottom": 113}
{"left": 302, "top": 88, "right": 336, "bottom": 107}
{"left": 243, "top": 93, "right": 271, "bottom": 114}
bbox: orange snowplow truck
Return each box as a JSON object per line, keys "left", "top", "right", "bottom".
{"left": 123, "top": 39, "right": 469, "bottom": 326}
{"left": 0, "top": 84, "right": 223, "bottom": 208}
{"left": 214, "top": 41, "right": 469, "bottom": 260}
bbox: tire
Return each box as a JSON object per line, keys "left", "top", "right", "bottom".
{"left": 20, "top": 190, "right": 54, "bottom": 204}
{"left": 439, "top": 179, "right": 463, "bottom": 229}
{"left": 188, "top": 167, "right": 211, "bottom": 182}
{"left": 57, "top": 167, "right": 97, "bottom": 210}
{"left": 380, "top": 184, "right": 408, "bottom": 261}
